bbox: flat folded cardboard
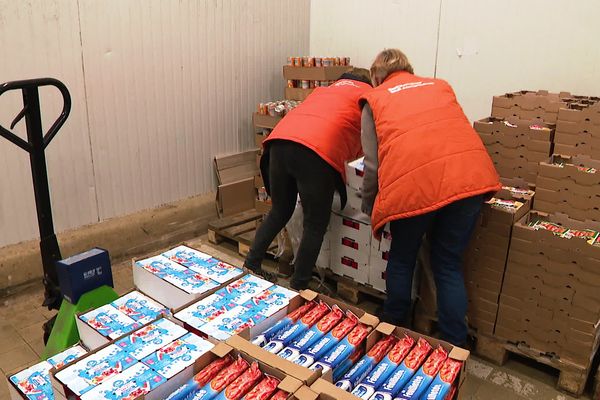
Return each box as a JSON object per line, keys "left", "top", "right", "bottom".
{"left": 283, "top": 66, "right": 351, "bottom": 81}
{"left": 214, "top": 150, "right": 260, "bottom": 216}
{"left": 253, "top": 112, "right": 282, "bottom": 129}
{"left": 230, "top": 289, "right": 379, "bottom": 385}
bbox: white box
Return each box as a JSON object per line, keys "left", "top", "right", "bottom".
{"left": 371, "top": 223, "right": 392, "bottom": 253}
{"left": 329, "top": 210, "right": 371, "bottom": 285}
{"left": 162, "top": 245, "right": 243, "bottom": 284}
{"left": 111, "top": 290, "right": 170, "bottom": 324}
{"left": 141, "top": 332, "right": 213, "bottom": 379}
{"left": 369, "top": 249, "right": 388, "bottom": 293}
{"left": 330, "top": 242, "right": 369, "bottom": 285}
{"left": 77, "top": 304, "right": 141, "bottom": 349}
{"left": 345, "top": 185, "right": 362, "bottom": 212}
{"left": 133, "top": 255, "right": 219, "bottom": 309}
{"left": 114, "top": 318, "right": 188, "bottom": 360}
{"left": 80, "top": 363, "right": 169, "bottom": 400}
{"left": 46, "top": 344, "right": 88, "bottom": 370}
{"left": 345, "top": 157, "right": 364, "bottom": 191}
{"left": 54, "top": 344, "right": 138, "bottom": 396}
{"left": 8, "top": 361, "right": 53, "bottom": 400}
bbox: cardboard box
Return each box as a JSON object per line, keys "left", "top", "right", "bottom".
{"left": 56, "top": 248, "right": 113, "bottom": 304}
{"left": 286, "top": 88, "right": 314, "bottom": 101}
{"left": 230, "top": 289, "right": 379, "bottom": 385}
{"left": 253, "top": 112, "right": 282, "bottom": 129}
{"left": 345, "top": 186, "right": 362, "bottom": 212}
{"left": 554, "top": 143, "right": 600, "bottom": 159}
{"left": 557, "top": 101, "right": 600, "bottom": 125}
{"left": 368, "top": 249, "right": 387, "bottom": 293}
{"left": 76, "top": 304, "right": 141, "bottom": 349}
{"left": 214, "top": 150, "right": 260, "bottom": 217}
{"left": 329, "top": 210, "right": 371, "bottom": 285}
{"left": 283, "top": 66, "right": 351, "bottom": 81}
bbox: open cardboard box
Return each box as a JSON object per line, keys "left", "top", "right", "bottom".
{"left": 557, "top": 101, "right": 600, "bottom": 125}
{"left": 285, "top": 87, "right": 314, "bottom": 101}
{"left": 132, "top": 247, "right": 243, "bottom": 310}
{"left": 253, "top": 112, "right": 282, "bottom": 129}
{"left": 304, "top": 322, "right": 469, "bottom": 400}
{"left": 214, "top": 150, "right": 260, "bottom": 217}
{"left": 228, "top": 289, "right": 379, "bottom": 385}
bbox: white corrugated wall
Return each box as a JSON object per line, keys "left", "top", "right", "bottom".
{"left": 0, "top": 0, "right": 310, "bottom": 247}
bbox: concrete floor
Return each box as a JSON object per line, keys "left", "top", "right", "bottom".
{"left": 0, "top": 238, "right": 593, "bottom": 400}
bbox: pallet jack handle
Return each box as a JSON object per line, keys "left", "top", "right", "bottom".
{"left": 0, "top": 78, "right": 72, "bottom": 311}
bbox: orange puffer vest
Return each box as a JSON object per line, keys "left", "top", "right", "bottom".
{"left": 361, "top": 71, "right": 501, "bottom": 234}
{"left": 264, "top": 79, "right": 371, "bottom": 180}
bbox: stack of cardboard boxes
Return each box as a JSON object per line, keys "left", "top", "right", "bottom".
{"left": 463, "top": 182, "right": 533, "bottom": 336}
{"left": 497, "top": 211, "right": 600, "bottom": 366}
{"left": 474, "top": 117, "right": 555, "bottom": 184}
{"left": 553, "top": 100, "right": 600, "bottom": 159}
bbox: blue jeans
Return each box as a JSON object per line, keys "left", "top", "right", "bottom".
{"left": 384, "top": 195, "right": 483, "bottom": 346}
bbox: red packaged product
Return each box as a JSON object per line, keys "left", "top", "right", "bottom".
{"left": 422, "top": 346, "right": 448, "bottom": 376}
{"left": 210, "top": 357, "right": 250, "bottom": 393}
{"left": 388, "top": 335, "right": 415, "bottom": 364}
{"left": 218, "top": 362, "right": 263, "bottom": 400}
{"left": 316, "top": 304, "right": 344, "bottom": 332}
{"left": 288, "top": 301, "right": 316, "bottom": 321}
{"left": 332, "top": 311, "right": 359, "bottom": 338}
{"left": 368, "top": 335, "right": 397, "bottom": 359}
{"left": 193, "top": 355, "right": 235, "bottom": 386}
{"left": 346, "top": 323, "right": 371, "bottom": 347}
{"left": 242, "top": 375, "right": 280, "bottom": 400}
{"left": 300, "top": 301, "right": 331, "bottom": 325}
{"left": 270, "top": 389, "right": 288, "bottom": 400}
{"left": 404, "top": 338, "right": 433, "bottom": 370}
{"left": 445, "top": 385, "right": 457, "bottom": 400}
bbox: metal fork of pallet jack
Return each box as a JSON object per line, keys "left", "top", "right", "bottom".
{"left": 0, "top": 78, "right": 71, "bottom": 339}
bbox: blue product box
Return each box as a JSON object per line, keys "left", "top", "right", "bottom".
{"left": 114, "top": 318, "right": 188, "bottom": 360}
{"left": 112, "top": 290, "right": 171, "bottom": 324}
{"left": 163, "top": 245, "right": 243, "bottom": 284}
{"left": 79, "top": 304, "right": 141, "bottom": 339}
{"left": 46, "top": 344, "right": 88, "bottom": 370}
{"left": 80, "top": 362, "right": 166, "bottom": 400}
{"left": 142, "top": 333, "right": 213, "bottom": 378}
{"left": 9, "top": 361, "right": 53, "bottom": 400}
{"left": 56, "top": 248, "right": 113, "bottom": 304}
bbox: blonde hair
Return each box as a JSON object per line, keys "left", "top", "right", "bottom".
{"left": 370, "top": 49, "right": 414, "bottom": 86}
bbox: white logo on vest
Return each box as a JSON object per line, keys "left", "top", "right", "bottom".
{"left": 387, "top": 81, "right": 434, "bottom": 94}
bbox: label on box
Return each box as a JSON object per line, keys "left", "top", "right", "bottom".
{"left": 163, "top": 267, "right": 220, "bottom": 295}
{"left": 56, "top": 344, "right": 137, "bottom": 395}
{"left": 142, "top": 332, "right": 214, "bottom": 378}
{"left": 114, "top": 318, "right": 188, "bottom": 360}
{"left": 218, "top": 274, "right": 273, "bottom": 300}
{"left": 9, "top": 361, "right": 53, "bottom": 400}
{"left": 200, "top": 305, "right": 263, "bottom": 341}
{"left": 46, "top": 344, "right": 88, "bottom": 370}
{"left": 241, "top": 285, "right": 297, "bottom": 315}
{"left": 163, "top": 245, "right": 243, "bottom": 283}
{"left": 112, "top": 290, "right": 171, "bottom": 324}
{"left": 80, "top": 362, "right": 166, "bottom": 400}
{"left": 79, "top": 304, "right": 141, "bottom": 339}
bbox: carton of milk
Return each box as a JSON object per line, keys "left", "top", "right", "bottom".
{"left": 163, "top": 245, "right": 243, "bottom": 283}
{"left": 80, "top": 362, "right": 166, "bottom": 400}
{"left": 114, "top": 318, "right": 188, "bottom": 360}
{"left": 79, "top": 304, "right": 141, "bottom": 339}
{"left": 160, "top": 264, "right": 220, "bottom": 295}
{"left": 55, "top": 344, "right": 137, "bottom": 395}
{"left": 134, "top": 255, "right": 183, "bottom": 278}
{"left": 112, "top": 290, "right": 170, "bottom": 324}
{"left": 217, "top": 274, "right": 273, "bottom": 300}
{"left": 141, "top": 332, "right": 214, "bottom": 378}
{"left": 174, "top": 293, "right": 243, "bottom": 330}
{"left": 9, "top": 361, "right": 53, "bottom": 400}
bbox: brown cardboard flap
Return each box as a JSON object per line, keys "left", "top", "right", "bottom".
{"left": 449, "top": 346, "right": 471, "bottom": 361}
{"left": 279, "top": 376, "right": 304, "bottom": 395}
{"left": 300, "top": 289, "right": 319, "bottom": 302}
{"left": 212, "top": 342, "right": 234, "bottom": 357}
{"left": 218, "top": 178, "right": 256, "bottom": 216}
{"left": 376, "top": 322, "right": 396, "bottom": 336}
{"left": 215, "top": 150, "right": 260, "bottom": 176}
{"left": 359, "top": 313, "right": 379, "bottom": 327}
{"left": 294, "top": 386, "right": 319, "bottom": 400}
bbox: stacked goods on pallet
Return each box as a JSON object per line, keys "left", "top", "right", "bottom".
{"left": 554, "top": 100, "right": 600, "bottom": 159}
{"left": 284, "top": 56, "right": 352, "bottom": 101}
{"left": 473, "top": 117, "right": 555, "bottom": 184}
{"left": 491, "top": 90, "right": 575, "bottom": 123}
{"left": 463, "top": 182, "right": 534, "bottom": 336}
{"left": 497, "top": 211, "right": 600, "bottom": 367}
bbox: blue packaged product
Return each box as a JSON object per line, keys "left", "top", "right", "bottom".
{"left": 79, "top": 363, "right": 166, "bottom": 400}
{"left": 79, "top": 304, "right": 140, "bottom": 339}
{"left": 163, "top": 245, "right": 243, "bottom": 283}
{"left": 395, "top": 346, "right": 447, "bottom": 400}
{"left": 351, "top": 335, "right": 415, "bottom": 400}
{"left": 335, "top": 335, "right": 397, "bottom": 391}
{"left": 46, "top": 344, "right": 88, "bottom": 370}
{"left": 309, "top": 322, "right": 371, "bottom": 375}
{"left": 278, "top": 304, "right": 344, "bottom": 361}
{"left": 112, "top": 290, "right": 171, "bottom": 324}
{"left": 262, "top": 301, "right": 330, "bottom": 354}
{"left": 251, "top": 301, "right": 316, "bottom": 347}
{"left": 293, "top": 311, "right": 358, "bottom": 367}
{"left": 142, "top": 333, "right": 214, "bottom": 378}
{"left": 9, "top": 361, "right": 53, "bottom": 400}
{"left": 217, "top": 274, "right": 273, "bottom": 301}
{"left": 419, "top": 358, "right": 462, "bottom": 400}
{"left": 115, "top": 318, "right": 188, "bottom": 360}
{"left": 369, "top": 338, "right": 432, "bottom": 400}
{"left": 332, "top": 347, "right": 365, "bottom": 382}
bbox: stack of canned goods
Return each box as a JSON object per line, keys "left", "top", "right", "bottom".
{"left": 257, "top": 100, "right": 301, "bottom": 117}
{"left": 287, "top": 80, "right": 336, "bottom": 89}
{"left": 287, "top": 56, "right": 351, "bottom": 67}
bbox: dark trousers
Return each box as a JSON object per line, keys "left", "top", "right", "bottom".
{"left": 245, "top": 141, "right": 337, "bottom": 288}
{"left": 384, "top": 195, "right": 484, "bottom": 346}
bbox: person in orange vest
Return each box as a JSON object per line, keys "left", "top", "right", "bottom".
{"left": 245, "top": 68, "right": 372, "bottom": 290}
{"left": 360, "top": 49, "right": 501, "bottom": 346}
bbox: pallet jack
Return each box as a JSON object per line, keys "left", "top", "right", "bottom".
{"left": 0, "top": 78, "right": 117, "bottom": 356}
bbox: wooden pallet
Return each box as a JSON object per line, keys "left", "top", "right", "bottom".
{"left": 322, "top": 269, "right": 386, "bottom": 305}
{"left": 475, "top": 333, "right": 597, "bottom": 397}
{"left": 207, "top": 210, "right": 276, "bottom": 256}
